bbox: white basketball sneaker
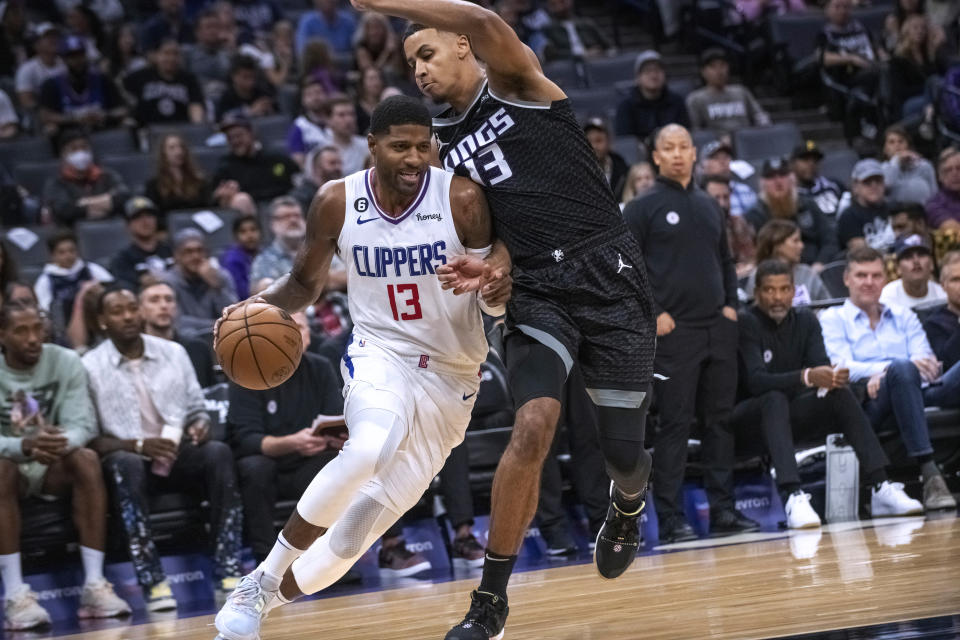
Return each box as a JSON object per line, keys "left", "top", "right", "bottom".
{"left": 871, "top": 481, "right": 925, "bottom": 517}
{"left": 77, "top": 578, "right": 131, "bottom": 618}
{"left": 214, "top": 568, "right": 279, "bottom": 640}
{"left": 785, "top": 491, "right": 821, "bottom": 529}
{"left": 3, "top": 584, "right": 51, "bottom": 630}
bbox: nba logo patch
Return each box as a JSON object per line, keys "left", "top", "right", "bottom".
{"left": 359, "top": 339, "right": 366, "bottom": 347}
{"left": 763, "top": 349, "right": 772, "bottom": 363}
{"left": 418, "top": 355, "right": 429, "bottom": 369}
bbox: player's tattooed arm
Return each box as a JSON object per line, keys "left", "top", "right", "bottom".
{"left": 261, "top": 181, "right": 347, "bottom": 314}
{"left": 450, "top": 176, "right": 492, "bottom": 249}
{"left": 358, "top": 0, "right": 564, "bottom": 103}
{"left": 216, "top": 181, "right": 345, "bottom": 341}
{"left": 441, "top": 177, "right": 512, "bottom": 306}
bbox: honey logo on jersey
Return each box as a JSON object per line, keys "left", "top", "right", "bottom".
{"left": 415, "top": 212, "right": 442, "bottom": 222}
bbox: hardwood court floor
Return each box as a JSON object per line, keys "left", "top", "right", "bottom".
{"left": 60, "top": 515, "right": 960, "bottom": 640}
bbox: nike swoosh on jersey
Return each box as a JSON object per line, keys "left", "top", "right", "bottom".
{"left": 357, "top": 216, "right": 379, "bottom": 224}
{"left": 462, "top": 391, "right": 477, "bottom": 401}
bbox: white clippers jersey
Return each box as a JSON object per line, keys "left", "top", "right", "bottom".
{"left": 338, "top": 167, "right": 488, "bottom": 368}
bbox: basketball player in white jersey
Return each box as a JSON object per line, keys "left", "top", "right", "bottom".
{"left": 212, "top": 96, "right": 510, "bottom": 640}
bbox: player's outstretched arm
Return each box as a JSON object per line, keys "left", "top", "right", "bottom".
{"left": 353, "top": 0, "right": 563, "bottom": 102}
{"left": 441, "top": 178, "right": 512, "bottom": 306}
{"left": 262, "top": 181, "right": 346, "bottom": 313}
{"left": 215, "top": 182, "right": 345, "bottom": 343}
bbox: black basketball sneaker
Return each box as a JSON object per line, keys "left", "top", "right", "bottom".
{"left": 594, "top": 483, "right": 645, "bottom": 579}
{"left": 444, "top": 590, "right": 508, "bottom": 640}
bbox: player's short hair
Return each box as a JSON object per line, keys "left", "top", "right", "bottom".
{"left": 0, "top": 300, "right": 39, "bottom": 330}
{"left": 232, "top": 214, "right": 261, "bottom": 234}
{"left": 754, "top": 259, "right": 793, "bottom": 289}
{"left": 401, "top": 22, "right": 430, "bottom": 47}
{"left": 891, "top": 201, "right": 926, "bottom": 221}
{"left": 701, "top": 174, "right": 730, "bottom": 190}
{"left": 370, "top": 95, "right": 431, "bottom": 137}
{"left": 47, "top": 228, "right": 78, "bottom": 253}
{"left": 845, "top": 246, "right": 884, "bottom": 270}
{"left": 96, "top": 284, "right": 135, "bottom": 316}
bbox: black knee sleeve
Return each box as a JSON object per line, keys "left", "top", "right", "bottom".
{"left": 597, "top": 405, "right": 652, "bottom": 495}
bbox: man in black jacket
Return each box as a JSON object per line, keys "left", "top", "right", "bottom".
{"left": 614, "top": 50, "right": 690, "bottom": 145}
{"left": 108, "top": 197, "right": 174, "bottom": 291}
{"left": 623, "top": 124, "right": 756, "bottom": 542}
{"left": 924, "top": 251, "right": 960, "bottom": 371}
{"left": 733, "top": 260, "right": 920, "bottom": 529}
{"left": 214, "top": 113, "right": 299, "bottom": 203}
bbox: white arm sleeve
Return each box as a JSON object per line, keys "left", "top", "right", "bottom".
{"left": 467, "top": 245, "right": 506, "bottom": 317}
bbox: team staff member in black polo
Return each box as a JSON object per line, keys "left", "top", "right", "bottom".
{"left": 623, "top": 124, "right": 757, "bottom": 543}
{"left": 732, "top": 260, "right": 921, "bottom": 529}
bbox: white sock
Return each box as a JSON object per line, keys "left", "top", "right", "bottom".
{"left": 259, "top": 532, "right": 304, "bottom": 587}
{"left": 0, "top": 552, "right": 25, "bottom": 594}
{"left": 80, "top": 546, "right": 105, "bottom": 585}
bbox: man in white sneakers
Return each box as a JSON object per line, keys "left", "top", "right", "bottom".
{"left": 0, "top": 301, "right": 129, "bottom": 630}
{"left": 733, "top": 260, "right": 923, "bottom": 529}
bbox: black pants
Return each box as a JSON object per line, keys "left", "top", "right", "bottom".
{"left": 438, "top": 439, "right": 476, "bottom": 531}
{"left": 102, "top": 442, "right": 244, "bottom": 587}
{"left": 826, "top": 68, "right": 880, "bottom": 140}
{"left": 538, "top": 366, "right": 609, "bottom": 541}
{"left": 652, "top": 317, "right": 739, "bottom": 519}
{"left": 730, "top": 388, "right": 890, "bottom": 489}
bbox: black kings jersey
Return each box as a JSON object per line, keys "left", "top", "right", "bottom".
{"left": 434, "top": 80, "right": 622, "bottom": 266}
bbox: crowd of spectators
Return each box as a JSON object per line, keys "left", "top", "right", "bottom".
{"left": 0, "top": 0, "right": 960, "bottom": 630}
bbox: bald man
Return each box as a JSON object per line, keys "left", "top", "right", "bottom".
{"left": 623, "top": 124, "right": 758, "bottom": 543}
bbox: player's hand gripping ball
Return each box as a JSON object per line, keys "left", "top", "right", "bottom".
{"left": 215, "top": 302, "right": 302, "bottom": 390}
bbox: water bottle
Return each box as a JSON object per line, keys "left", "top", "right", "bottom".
{"left": 825, "top": 433, "right": 859, "bottom": 523}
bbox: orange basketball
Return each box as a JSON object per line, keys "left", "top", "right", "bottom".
{"left": 215, "top": 302, "right": 302, "bottom": 390}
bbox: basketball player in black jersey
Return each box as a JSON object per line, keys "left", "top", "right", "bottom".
{"left": 351, "top": 2, "right": 657, "bottom": 638}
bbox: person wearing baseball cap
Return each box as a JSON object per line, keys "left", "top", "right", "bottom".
{"left": 837, "top": 158, "right": 897, "bottom": 252}
{"left": 614, "top": 49, "right": 690, "bottom": 142}
{"left": 880, "top": 233, "right": 947, "bottom": 308}
{"left": 584, "top": 117, "right": 629, "bottom": 197}
{"left": 791, "top": 140, "right": 848, "bottom": 217}
{"left": 37, "top": 34, "right": 128, "bottom": 135}
{"left": 744, "top": 157, "right": 838, "bottom": 268}
{"left": 15, "top": 22, "right": 65, "bottom": 110}
{"left": 699, "top": 139, "right": 758, "bottom": 216}
{"left": 686, "top": 47, "right": 770, "bottom": 134}
{"left": 108, "top": 196, "right": 174, "bottom": 291}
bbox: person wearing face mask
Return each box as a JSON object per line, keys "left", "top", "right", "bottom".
{"left": 42, "top": 128, "right": 130, "bottom": 227}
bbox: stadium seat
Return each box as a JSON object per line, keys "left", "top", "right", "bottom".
{"left": 167, "top": 208, "right": 238, "bottom": 254}
{"left": 819, "top": 260, "right": 848, "bottom": 298}
{"left": 668, "top": 77, "right": 698, "bottom": 98}
{"left": 89, "top": 128, "right": 139, "bottom": 158}
{"left": 566, "top": 87, "right": 619, "bottom": 122}
{"left": 586, "top": 53, "right": 642, "bottom": 87}
{"left": 768, "top": 13, "right": 824, "bottom": 73}
{"left": 101, "top": 154, "right": 153, "bottom": 195}
{"left": 612, "top": 135, "right": 641, "bottom": 165}
{"left": 13, "top": 160, "right": 61, "bottom": 196}
{"left": 0, "top": 136, "right": 56, "bottom": 166}
{"left": 819, "top": 148, "right": 858, "bottom": 184}
{"left": 4, "top": 225, "right": 51, "bottom": 268}
{"left": 76, "top": 218, "right": 128, "bottom": 265}
{"left": 543, "top": 58, "right": 587, "bottom": 89}
{"left": 252, "top": 114, "right": 293, "bottom": 143}
{"left": 733, "top": 122, "right": 802, "bottom": 163}
{"left": 692, "top": 128, "right": 720, "bottom": 153}
{"left": 18, "top": 264, "right": 42, "bottom": 286}
{"left": 191, "top": 146, "right": 225, "bottom": 177}
{"left": 277, "top": 83, "right": 299, "bottom": 118}
{"left": 148, "top": 122, "right": 218, "bottom": 150}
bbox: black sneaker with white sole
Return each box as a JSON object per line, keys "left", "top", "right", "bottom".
{"left": 444, "top": 590, "right": 508, "bottom": 640}
{"left": 594, "top": 490, "right": 643, "bottom": 579}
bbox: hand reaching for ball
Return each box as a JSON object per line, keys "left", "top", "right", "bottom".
{"left": 214, "top": 296, "right": 266, "bottom": 351}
